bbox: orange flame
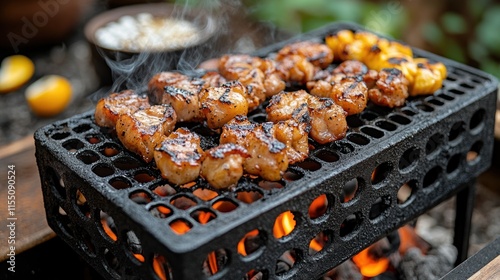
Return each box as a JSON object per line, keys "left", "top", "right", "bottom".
{"left": 208, "top": 251, "right": 218, "bottom": 275}
{"left": 101, "top": 218, "right": 117, "bottom": 241}
{"left": 170, "top": 220, "right": 191, "bottom": 235}
{"left": 309, "top": 239, "right": 324, "bottom": 252}
{"left": 273, "top": 211, "right": 296, "bottom": 239}
{"left": 352, "top": 245, "right": 389, "bottom": 277}
{"left": 237, "top": 229, "right": 259, "bottom": 256}
{"left": 309, "top": 194, "right": 327, "bottom": 219}
{"left": 134, "top": 253, "right": 145, "bottom": 262}
{"left": 198, "top": 211, "right": 214, "bottom": 224}
{"left": 236, "top": 191, "right": 262, "bottom": 204}
{"left": 212, "top": 200, "right": 237, "bottom": 212}
{"left": 398, "top": 225, "right": 429, "bottom": 255}
{"left": 371, "top": 169, "right": 377, "bottom": 182}
{"left": 153, "top": 255, "right": 168, "bottom": 280}
{"left": 157, "top": 205, "right": 172, "bottom": 216}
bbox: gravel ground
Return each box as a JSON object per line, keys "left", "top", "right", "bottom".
{"left": 416, "top": 179, "right": 500, "bottom": 257}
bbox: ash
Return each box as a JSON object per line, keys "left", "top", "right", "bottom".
{"left": 398, "top": 245, "right": 456, "bottom": 280}
{"left": 416, "top": 180, "right": 500, "bottom": 256}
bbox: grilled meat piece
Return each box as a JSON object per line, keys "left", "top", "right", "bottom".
{"left": 276, "top": 54, "right": 316, "bottom": 84}
{"left": 333, "top": 60, "right": 370, "bottom": 76}
{"left": 220, "top": 118, "right": 289, "bottom": 181}
{"left": 368, "top": 68, "right": 409, "bottom": 108}
{"left": 274, "top": 119, "right": 310, "bottom": 164}
{"left": 201, "top": 71, "right": 227, "bottom": 88}
{"left": 220, "top": 115, "right": 257, "bottom": 145}
{"left": 309, "top": 76, "right": 368, "bottom": 115}
{"left": 259, "top": 59, "right": 286, "bottom": 97}
{"left": 266, "top": 90, "right": 348, "bottom": 144}
{"left": 275, "top": 41, "right": 333, "bottom": 84}
{"left": 200, "top": 81, "right": 249, "bottom": 129}
{"left": 219, "top": 54, "right": 285, "bottom": 109}
{"left": 94, "top": 90, "right": 150, "bottom": 128}
{"left": 200, "top": 143, "right": 249, "bottom": 189}
{"left": 332, "top": 60, "right": 379, "bottom": 88}
{"left": 148, "top": 72, "right": 204, "bottom": 122}
{"left": 266, "top": 90, "right": 310, "bottom": 123}
{"left": 155, "top": 128, "right": 204, "bottom": 185}
{"left": 116, "top": 105, "right": 177, "bottom": 162}
{"left": 219, "top": 54, "right": 285, "bottom": 96}
{"left": 307, "top": 96, "right": 348, "bottom": 144}
{"left": 243, "top": 123, "right": 289, "bottom": 181}
{"left": 276, "top": 41, "right": 334, "bottom": 68}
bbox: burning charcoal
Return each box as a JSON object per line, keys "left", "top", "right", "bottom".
{"left": 244, "top": 234, "right": 264, "bottom": 255}
{"left": 126, "top": 231, "right": 142, "bottom": 254}
{"left": 276, "top": 250, "right": 296, "bottom": 274}
{"left": 202, "top": 249, "right": 228, "bottom": 276}
{"left": 276, "top": 260, "right": 292, "bottom": 275}
{"left": 153, "top": 184, "right": 177, "bottom": 197}
{"left": 244, "top": 271, "right": 264, "bottom": 280}
{"left": 216, "top": 249, "right": 228, "bottom": 268}
{"left": 398, "top": 245, "right": 457, "bottom": 280}
{"left": 202, "top": 257, "right": 211, "bottom": 276}
{"left": 342, "top": 178, "right": 358, "bottom": 202}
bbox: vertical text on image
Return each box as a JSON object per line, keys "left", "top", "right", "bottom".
{"left": 6, "top": 165, "right": 16, "bottom": 273}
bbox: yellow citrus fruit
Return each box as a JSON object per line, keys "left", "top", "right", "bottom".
{"left": 25, "top": 75, "right": 72, "bottom": 117}
{"left": 0, "top": 55, "right": 35, "bottom": 93}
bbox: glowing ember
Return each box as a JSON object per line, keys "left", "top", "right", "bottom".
{"left": 134, "top": 253, "right": 145, "bottom": 262}
{"left": 169, "top": 220, "right": 191, "bottom": 234}
{"left": 309, "top": 239, "right": 324, "bottom": 252}
{"left": 101, "top": 218, "right": 117, "bottom": 241}
{"left": 152, "top": 205, "right": 172, "bottom": 218}
{"left": 237, "top": 229, "right": 259, "bottom": 256}
{"left": 398, "top": 225, "right": 429, "bottom": 255}
{"left": 212, "top": 200, "right": 237, "bottom": 213}
{"left": 309, "top": 194, "right": 328, "bottom": 219}
{"left": 236, "top": 190, "right": 263, "bottom": 204}
{"left": 181, "top": 181, "right": 197, "bottom": 188}
{"left": 273, "top": 211, "right": 296, "bottom": 239}
{"left": 352, "top": 244, "right": 390, "bottom": 277}
{"left": 203, "top": 249, "right": 228, "bottom": 276}
{"left": 197, "top": 211, "right": 215, "bottom": 224}
{"left": 208, "top": 251, "right": 218, "bottom": 275}
{"left": 153, "top": 255, "right": 169, "bottom": 280}
{"left": 193, "top": 188, "right": 218, "bottom": 201}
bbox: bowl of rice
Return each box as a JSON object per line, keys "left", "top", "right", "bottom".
{"left": 84, "top": 3, "right": 217, "bottom": 86}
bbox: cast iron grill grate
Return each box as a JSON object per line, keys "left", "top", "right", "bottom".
{"left": 35, "top": 22, "right": 497, "bottom": 280}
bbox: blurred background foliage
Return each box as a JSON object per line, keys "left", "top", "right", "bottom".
{"left": 241, "top": 0, "right": 500, "bottom": 79}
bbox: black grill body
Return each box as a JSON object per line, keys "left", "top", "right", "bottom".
{"left": 35, "top": 22, "right": 498, "bottom": 280}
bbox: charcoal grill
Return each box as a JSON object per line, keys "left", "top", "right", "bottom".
{"left": 34, "top": 22, "right": 498, "bottom": 280}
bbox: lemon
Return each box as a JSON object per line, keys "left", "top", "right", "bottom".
{"left": 0, "top": 55, "right": 35, "bottom": 93}
{"left": 25, "top": 75, "right": 72, "bottom": 117}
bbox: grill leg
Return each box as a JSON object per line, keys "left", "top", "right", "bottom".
{"left": 453, "top": 179, "right": 476, "bottom": 266}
